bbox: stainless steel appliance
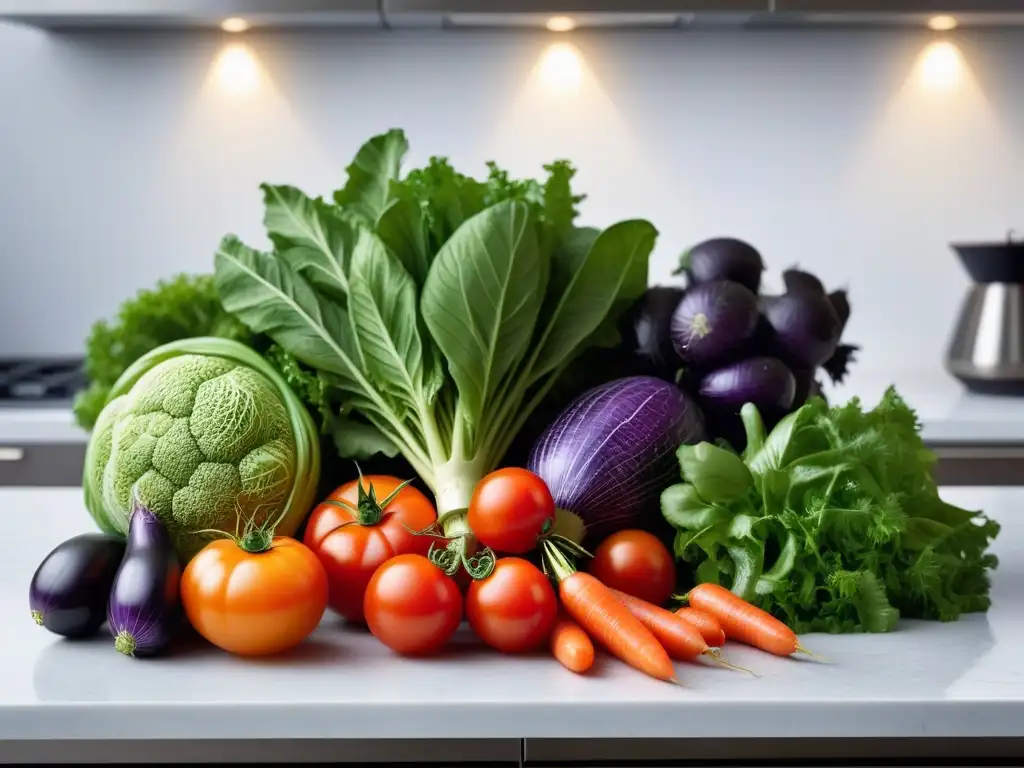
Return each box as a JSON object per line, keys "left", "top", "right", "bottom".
{"left": 0, "top": 358, "right": 87, "bottom": 487}
{"left": 946, "top": 231, "right": 1024, "bottom": 395}
{"left": 0, "top": 358, "right": 85, "bottom": 408}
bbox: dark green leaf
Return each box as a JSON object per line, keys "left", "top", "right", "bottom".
{"left": 331, "top": 416, "right": 400, "bottom": 460}
{"left": 334, "top": 129, "right": 408, "bottom": 225}
{"left": 528, "top": 220, "right": 655, "bottom": 382}
{"left": 348, "top": 227, "right": 432, "bottom": 411}
{"left": 262, "top": 184, "right": 357, "bottom": 299}
{"left": 376, "top": 183, "right": 431, "bottom": 287}
{"left": 676, "top": 442, "right": 754, "bottom": 503}
{"left": 214, "top": 236, "right": 361, "bottom": 388}
{"left": 421, "top": 200, "right": 543, "bottom": 428}
{"left": 661, "top": 483, "right": 729, "bottom": 530}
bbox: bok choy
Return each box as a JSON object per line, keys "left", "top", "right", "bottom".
{"left": 214, "top": 129, "right": 657, "bottom": 576}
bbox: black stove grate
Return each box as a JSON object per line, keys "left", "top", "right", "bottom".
{"left": 0, "top": 358, "right": 87, "bottom": 402}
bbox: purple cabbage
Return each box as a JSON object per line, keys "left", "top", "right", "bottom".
{"left": 527, "top": 376, "right": 705, "bottom": 541}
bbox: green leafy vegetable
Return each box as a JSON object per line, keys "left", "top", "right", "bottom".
{"left": 73, "top": 274, "right": 251, "bottom": 431}
{"left": 662, "top": 388, "right": 1000, "bottom": 633}
{"left": 214, "top": 129, "right": 655, "bottom": 577}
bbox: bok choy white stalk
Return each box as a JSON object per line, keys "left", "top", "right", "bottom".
{"left": 214, "top": 129, "right": 657, "bottom": 576}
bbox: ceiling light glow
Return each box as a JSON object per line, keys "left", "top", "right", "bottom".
{"left": 221, "top": 17, "right": 250, "bottom": 33}
{"left": 546, "top": 16, "right": 577, "bottom": 32}
{"left": 927, "top": 15, "right": 958, "bottom": 32}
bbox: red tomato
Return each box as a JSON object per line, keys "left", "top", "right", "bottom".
{"left": 304, "top": 476, "right": 438, "bottom": 623}
{"left": 466, "top": 558, "right": 557, "bottom": 653}
{"left": 363, "top": 554, "right": 463, "bottom": 656}
{"left": 468, "top": 468, "right": 554, "bottom": 554}
{"left": 588, "top": 529, "right": 676, "bottom": 606}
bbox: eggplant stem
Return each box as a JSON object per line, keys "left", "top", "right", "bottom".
{"left": 114, "top": 630, "right": 137, "bottom": 657}
{"left": 30, "top": 609, "right": 43, "bottom": 626}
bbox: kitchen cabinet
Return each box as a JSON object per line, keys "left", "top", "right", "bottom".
{"left": 382, "top": 0, "right": 769, "bottom": 28}
{"left": 0, "top": 443, "right": 84, "bottom": 487}
{"left": 0, "top": 0, "right": 382, "bottom": 29}
{"left": 773, "top": 0, "right": 1024, "bottom": 12}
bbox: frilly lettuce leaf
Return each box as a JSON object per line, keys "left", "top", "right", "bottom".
{"left": 661, "top": 387, "right": 1000, "bottom": 634}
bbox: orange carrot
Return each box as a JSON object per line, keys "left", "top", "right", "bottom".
{"left": 675, "top": 607, "right": 727, "bottom": 647}
{"left": 610, "top": 588, "right": 749, "bottom": 673}
{"left": 544, "top": 542, "right": 676, "bottom": 683}
{"left": 687, "top": 582, "right": 809, "bottom": 657}
{"left": 550, "top": 614, "right": 595, "bottom": 674}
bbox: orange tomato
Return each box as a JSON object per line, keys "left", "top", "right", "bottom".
{"left": 304, "top": 475, "right": 438, "bottom": 623}
{"left": 181, "top": 537, "right": 328, "bottom": 656}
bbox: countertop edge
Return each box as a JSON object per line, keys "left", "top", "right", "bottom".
{"left": 2, "top": 699, "right": 1022, "bottom": 741}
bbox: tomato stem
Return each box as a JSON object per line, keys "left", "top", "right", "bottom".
{"left": 239, "top": 528, "right": 274, "bottom": 554}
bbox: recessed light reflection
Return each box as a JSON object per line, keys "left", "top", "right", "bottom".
{"left": 546, "top": 16, "right": 576, "bottom": 32}
{"left": 927, "top": 15, "right": 958, "bottom": 32}
{"left": 221, "top": 17, "right": 250, "bottom": 33}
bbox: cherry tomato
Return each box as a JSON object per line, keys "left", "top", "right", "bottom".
{"left": 468, "top": 468, "right": 554, "bottom": 554}
{"left": 304, "top": 476, "right": 438, "bottom": 623}
{"left": 466, "top": 558, "right": 557, "bottom": 653}
{"left": 363, "top": 554, "right": 463, "bottom": 656}
{"left": 181, "top": 537, "right": 328, "bottom": 656}
{"left": 588, "top": 529, "right": 676, "bottom": 606}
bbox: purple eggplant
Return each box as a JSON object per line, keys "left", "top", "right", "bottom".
{"left": 699, "top": 356, "right": 797, "bottom": 450}
{"left": 107, "top": 494, "right": 181, "bottom": 657}
{"left": 676, "top": 237, "right": 765, "bottom": 294}
{"left": 621, "top": 286, "right": 685, "bottom": 375}
{"left": 29, "top": 534, "right": 126, "bottom": 638}
{"left": 761, "top": 291, "right": 842, "bottom": 371}
{"left": 700, "top": 356, "right": 797, "bottom": 414}
{"left": 670, "top": 280, "right": 760, "bottom": 367}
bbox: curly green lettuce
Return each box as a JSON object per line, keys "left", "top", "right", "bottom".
{"left": 74, "top": 274, "right": 252, "bottom": 431}
{"left": 661, "top": 388, "right": 1000, "bottom": 633}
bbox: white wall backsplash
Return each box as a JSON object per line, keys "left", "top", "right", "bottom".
{"left": 1, "top": 24, "right": 1022, "bottom": 376}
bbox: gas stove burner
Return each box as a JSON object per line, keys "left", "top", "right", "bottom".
{"left": 0, "top": 358, "right": 87, "bottom": 405}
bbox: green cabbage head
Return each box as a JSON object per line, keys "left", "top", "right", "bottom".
{"left": 83, "top": 337, "right": 320, "bottom": 560}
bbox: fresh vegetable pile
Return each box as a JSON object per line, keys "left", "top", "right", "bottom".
{"left": 31, "top": 128, "right": 1000, "bottom": 678}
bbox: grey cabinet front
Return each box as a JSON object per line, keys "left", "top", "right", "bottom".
{"left": 773, "top": 0, "right": 1024, "bottom": 12}
{"left": 0, "top": 443, "right": 84, "bottom": 487}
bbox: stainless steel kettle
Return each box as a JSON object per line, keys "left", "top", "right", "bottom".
{"left": 946, "top": 230, "right": 1024, "bottom": 395}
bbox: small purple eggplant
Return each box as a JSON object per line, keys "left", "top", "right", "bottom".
{"left": 30, "top": 533, "right": 126, "bottom": 637}
{"left": 107, "top": 493, "right": 181, "bottom": 657}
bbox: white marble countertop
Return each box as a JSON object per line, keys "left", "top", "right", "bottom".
{"left": 2, "top": 486, "right": 1022, "bottom": 742}
{"left": 0, "top": 407, "right": 86, "bottom": 444}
